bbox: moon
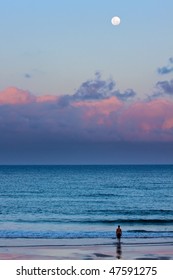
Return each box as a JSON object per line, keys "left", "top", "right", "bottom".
{"left": 111, "top": 16, "right": 121, "bottom": 26}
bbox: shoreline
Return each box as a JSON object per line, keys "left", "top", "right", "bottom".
{"left": 0, "top": 238, "right": 173, "bottom": 260}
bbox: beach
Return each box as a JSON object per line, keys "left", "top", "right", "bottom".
{"left": 0, "top": 165, "right": 173, "bottom": 261}
{"left": 0, "top": 238, "right": 173, "bottom": 260}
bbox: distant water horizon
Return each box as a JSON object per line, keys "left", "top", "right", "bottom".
{"left": 0, "top": 165, "right": 173, "bottom": 240}
{"left": 1, "top": 164, "right": 173, "bottom": 166}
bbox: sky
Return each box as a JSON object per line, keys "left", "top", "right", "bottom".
{"left": 0, "top": 0, "right": 173, "bottom": 164}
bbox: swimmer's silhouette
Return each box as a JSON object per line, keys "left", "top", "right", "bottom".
{"left": 116, "top": 225, "right": 122, "bottom": 241}
{"left": 115, "top": 225, "right": 122, "bottom": 258}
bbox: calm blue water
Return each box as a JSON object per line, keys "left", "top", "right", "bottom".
{"left": 0, "top": 165, "right": 173, "bottom": 239}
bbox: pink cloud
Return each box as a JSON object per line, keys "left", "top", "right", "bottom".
{"left": 72, "top": 96, "right": 123, "bottom": 127}
{"left": 162, "top": 118, "right": 173, "bottom": 130}
{"left": 0, "top": 86, "right": 173, "bottom": 142}
{"left": 36, "top": 95, "right": 59, "bottom": 103}
{"left": 73, "top": 96, "right": 122, "bottom": 114}
{"left": 117, "top": 98, "right": 173, "bottom": 141}
{"left": 0, "top": 87, "right": 59, "bottom": 105}
{"left": 0, "top": 87, "right": 35, "bottom": 104}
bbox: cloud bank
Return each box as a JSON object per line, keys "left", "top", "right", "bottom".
{"left": 0, "top": 72, "right": 173, "bottom": 163}
{"left": 0, "top": 73, "right": 173, "bottom": 142}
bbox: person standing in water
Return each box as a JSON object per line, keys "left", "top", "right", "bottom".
{"left": 116, "top": 225, "right": 122, "bottom": 241}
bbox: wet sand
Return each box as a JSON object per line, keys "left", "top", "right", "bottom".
{"left": 0, "top": 238, "right": 173, "bottom": 260}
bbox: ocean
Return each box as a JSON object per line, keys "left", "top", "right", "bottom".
{"left": 0, "top": 165, "right": 173, "bottom": 240}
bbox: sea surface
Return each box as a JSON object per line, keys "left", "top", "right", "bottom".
{"left": 0, "top": 165, "right": 173, "bottom": 240}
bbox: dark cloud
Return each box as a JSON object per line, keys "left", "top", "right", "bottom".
{"left": 150, "top": 57, "right": 173, "bottom": 98}
{"left": 113, "top": 89, "right": 136, "bottom": 100}
{"left": 158, "top": 66, "right": 173, "bottom": 75}
{"left": 24, "top": 73, "right": 32, "bottom": 78}
{"left": 58, "top": 73, "right": 136, "bottom": 106}
{"left": 157, "top": 57, "right": 173, "bottom": 75}
{"left": 73, "top": 72, "right": 116, "bottom": 100}
{"left": 156, "top": 79, "right": 173, "bottom": 95}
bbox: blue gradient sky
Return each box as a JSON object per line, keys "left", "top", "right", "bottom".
{"left": 1, "top": 0, "right": 173, "bottom": 96}
{"left": 0, "top": 0, "right": 173, "bottom": 164}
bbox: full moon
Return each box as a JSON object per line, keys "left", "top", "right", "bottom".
{"left": 111, "top": 16, "right": 121, "bottom": 26}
